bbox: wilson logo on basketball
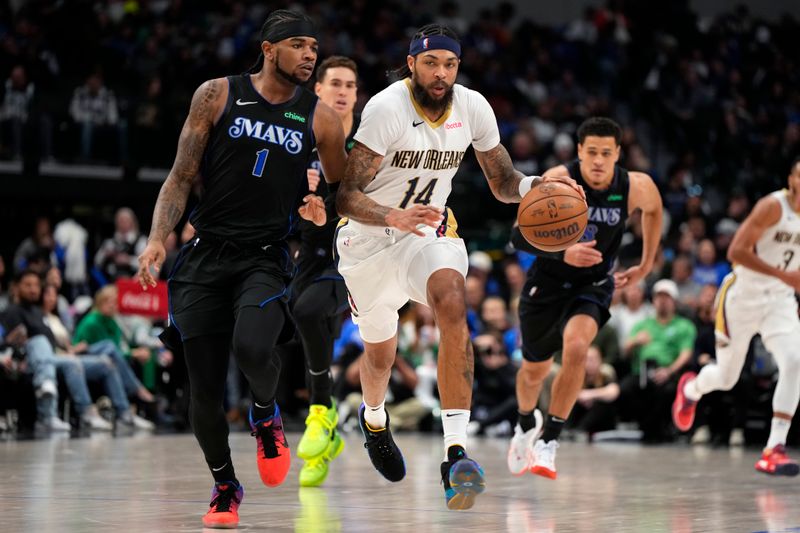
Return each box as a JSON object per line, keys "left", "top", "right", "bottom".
{"left": 532, "top": 222, "right": 581, "bottom": 240}
{"left": 445, "top": 121, "right": 462, "bottom": 129}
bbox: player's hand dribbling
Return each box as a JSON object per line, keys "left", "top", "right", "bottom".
{"left": 137, "top": 240, "right": 166, "bottom": 290}
{"left": 385, "top": 205, "right": 444, "bottom": 237}
{"left": 563, "top": 240, "right": 603, "bottom": 267}
{"left": 541, "top": 175, "right": 586, "bottom": 201}
{"left": 307, "top": 168, "right": 321, "bottom": 193}
{"left": 299, "top": 194, "right": 327, "bottom": 226}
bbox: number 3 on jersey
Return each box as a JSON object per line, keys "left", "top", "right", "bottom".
{"left": 252, "top": 148, "right": 270, "bottom": 177}
{"left": 399, "top": 177, "right": 438, "bottom": 208}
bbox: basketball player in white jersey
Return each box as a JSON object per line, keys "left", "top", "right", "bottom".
{"left": 335, "top": 23, "right": 582, "bottom": 509}
{"left": 673, "top": 158, "right": 800, "bottom": 476}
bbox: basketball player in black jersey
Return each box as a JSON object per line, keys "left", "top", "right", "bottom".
{"left": 136, "top": 10, "right": 347, "bottom": 529}
{"left": 289, "top": 56, "right": 360, "bottom": 487}
{"left": 506, "top": 118, "right": 663, "bottom": 480}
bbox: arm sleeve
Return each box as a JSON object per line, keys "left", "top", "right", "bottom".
{"left": 510, "top": 226, "right": 565, "bottom": 260}
{"left": 352, "top": 94, "right": 399, "bottom": 157}
{"left": 468, "top": 90, "right": 501, "bottom": 152}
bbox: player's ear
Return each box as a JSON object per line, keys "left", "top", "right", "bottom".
{"left": 407, "top": 55, "right": 415, "bottom": 73}
{"left": 262, "top": 41, "right": 274, "bottom": 61}
{"left": 614, "top": 144, "right": 621, "bottom": 162}
{"left": 314, "top": 82, "right": 322, "bottom": 96}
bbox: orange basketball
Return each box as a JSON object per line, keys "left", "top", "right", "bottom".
{"left": 517, "top": 181, "right": 588, "bottom": 252}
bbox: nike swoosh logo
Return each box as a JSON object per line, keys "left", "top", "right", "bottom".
{"left": 236, "top": 99, "right": 257, "bottom": 106}
{"left": 445, "top": 413, "right": 464, "bottom": 417}
{"left": 211, "top": 463, "right": 228, "bottom": 472}
{"left": 412, "top": 120, "right": 424, "bottom": 127}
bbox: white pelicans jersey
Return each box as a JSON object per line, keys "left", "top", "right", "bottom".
{"left": 354, "top": 78, "right": 500, "bottom": 215}
{"left": 734, "top": 189, "right": 800, "bottom": 296}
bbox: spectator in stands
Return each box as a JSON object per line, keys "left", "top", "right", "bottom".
{"left": 53, "top": 218, "right": 90, "bottom": 300}
{"left": 669, "top": 254, "right": 702, "bottom": 312}
{"left": 94, "top": 207, "right": 146, "bottom": 282}
{"left": 69, "top": 72, "right": 122, "bottom": 163}
{"left": 609, "top": 282, "right": 654, "bottom": 348}
{"left": 620, "top": 279, "right": 696, "bottom": 442}
{"left": 464, "top": 274, "right": 485, "bottom": 337}
{"left": 692, "top": 238, "right": 731, "bottom": 288}
{"left": 72, "top": 285, "right": 155, "bottom": 402}
{"left": 13, "top": 216, "right": 55, "bottom": 274}
{"left": 567, "top": 345, "right": 620, "bottom": 436}
{"left": 469, "top": 333, "right": 517, "bottom": 436}
{"left": 0, "top": 319, "right": 71, "bottom": 432}
{"left": 0, "top": 65, "right": 51, "bottom": 162}
{"left": 3, "top": 269, "right": 135, "bottom": 430}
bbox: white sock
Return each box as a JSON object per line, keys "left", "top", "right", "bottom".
{"left": 766, "top": 417, "right": 791, "bottom": 450}
{"left": 684, "top": 378, "right": 702, "bottom": 402}
{"left": 363, "top": 400, "right": 387, "bottom": 429}
{"left": 442, "top": 409, "right": 470, "bottom": 460}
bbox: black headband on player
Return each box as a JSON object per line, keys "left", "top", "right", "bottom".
{"left": 262, "top": 20, "right": 318, "bottom": 43}
{"left": 246, "top": 20, "right": 318, "bottom": 74}
{"left": 408, "top": 35, "right": 461, "bottom": 58}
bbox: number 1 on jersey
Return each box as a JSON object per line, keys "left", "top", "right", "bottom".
{"left": 399, "top": 177, "right": 438, "bottom": 208}
{"left": 252, "top": 148, "right": 270, "bottom": 178}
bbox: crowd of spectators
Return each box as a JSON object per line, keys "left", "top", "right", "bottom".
{"left": 1, "top": 0, "right": 799, "bottom": 443}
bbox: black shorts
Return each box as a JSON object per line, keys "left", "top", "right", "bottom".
{"left": 168, "top": 235, "right": 294, "bottom": 341}
{"left": 518, "top": 270, "right": 614, "bottom": 362}
{"left": 290, "top": 260, "right": 349, "bottom": 339}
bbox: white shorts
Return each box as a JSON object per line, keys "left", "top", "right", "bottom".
{"left": 716, "top": 272, "right": 800, "bottom": 347}
{"left": 334, "top": 215, "right": 468, "bottom": 343}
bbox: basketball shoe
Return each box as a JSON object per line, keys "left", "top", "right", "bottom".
{"left": 299, "top": 430, "right": 345, "bottom": 487}
{"left": 202, "top": 481, "right": 243, "bottom": 529}
{"left": 249, "top": 404, "right": 291, "bottom": 487}
{"left": 298, "top": 400, "right": 339, "bottom": 460}
{"left": 507, "top": 409, "right": 543, "bottom": 475}
{"left": 358, "top": 404, "right": 405, "bottom": 482}
{"left": 441, "top": 445, "right": 486, "bottom": 510}
{"left": 755, "top": 445, "right": 800, "bottom": 476}
{"left": 530, "top": 439, "right": 559, "bottom": 479}
{"left": 672, "top": 371, "right": 698, "bottom": 432}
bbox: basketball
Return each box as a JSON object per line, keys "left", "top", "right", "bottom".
{"left": 517, "top": 181, "right": 588, "bottom": 252}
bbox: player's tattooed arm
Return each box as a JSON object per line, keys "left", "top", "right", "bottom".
{"left": 336, "top": 142, "right": 392, "bottom": 224}
{"left": 148, "top": 78, "right": 223, "bottom": 244}
{"left": 474, "top": 144, "right": 528, "bottom": 203}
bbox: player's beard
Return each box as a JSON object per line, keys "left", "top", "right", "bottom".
{"left": 274, "top": 51, "right": 308, "bottom": 86}
{"left": 411, "top": 75, "right": 454, "bottom": 116}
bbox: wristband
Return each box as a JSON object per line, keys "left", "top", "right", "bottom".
{"left": 519, "top": 176, "right": 541, "bottom": 197}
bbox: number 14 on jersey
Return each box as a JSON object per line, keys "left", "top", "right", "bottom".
{"left": 399, "top": 177, "right": 438, "bottom": 208}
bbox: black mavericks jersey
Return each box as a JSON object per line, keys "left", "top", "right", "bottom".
{"left": 529, "top": 159, "right": 630, "bottom": 283}
{"left": 298, "top": 113, "right": 360, "bottom": 260}
{"left": 190, "top": 75, "right": 318, "bottom": 242}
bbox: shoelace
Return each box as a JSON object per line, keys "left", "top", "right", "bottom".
{"left": 210, "top": 485, "right": 239, "bottom": 513}
{"left": 306, "top": 409, "right": 334, "bottom": 431}
{"left": 252, "top": 421, "right": 282, "bottom": 459}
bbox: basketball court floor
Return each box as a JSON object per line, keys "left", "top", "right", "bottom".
{"left": 3, "top": 430, "right": 799, "bottom": 532}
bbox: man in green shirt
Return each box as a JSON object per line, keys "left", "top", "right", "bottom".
{"left": 620, "top": 279, "right": 696, "bottom": 441}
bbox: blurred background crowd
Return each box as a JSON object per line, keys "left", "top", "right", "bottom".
{"left": 1, "top": 0, "right": 799, "bottom": 445}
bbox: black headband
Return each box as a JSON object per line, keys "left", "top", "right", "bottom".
{"left": 262, "top": 19, "right": 318, "bottom": 43}
{"left": 409, "top": 35, "right": 461, "bottom": 58}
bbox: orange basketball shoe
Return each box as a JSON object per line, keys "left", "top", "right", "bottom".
{"left": 672, "top": 371, "right": 698, "bottom": 432}
{"left": 755, "top": 445, "right": 800, "bottom": 476}
{"left": 249, "top": 405, "right": 291, "bottom": 487}
{"left": 202, "top": 481, "right": 243, "bottom": 529}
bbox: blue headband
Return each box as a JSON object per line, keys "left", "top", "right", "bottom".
{"left": 409, "top": 35, "right": 461, "bottom": 58}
